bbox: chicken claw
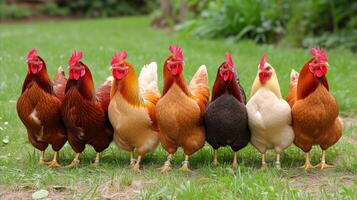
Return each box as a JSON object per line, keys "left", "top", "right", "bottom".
{"left": 275, "top": 153, "right": 281, "bottom": 169}
{"left": 90, "top": 152, "right": 100, "bottom": 168}
{"left": 130, "top": 152, "right": 136, "bottom": 166}
{"left": 299, "top": 152, "right": 314, "bottom": 170}
{"left": 179, "top": 155, "right": 191, "bottom": 172}
{"left": 63, "top": 153, "right": 80, "bottom": 168}
{"left": 38, "top": 151, "right": 47, "bottom": 165}
{"left": 159, "top": 154, "right": 172, "bottom": 173}
{"left": 131, "top": 156, "right": 141, "bottom": 172}
{"left": 46, "top": 152, "right": 62, "bottom": 168}
{"left": 315, "top": 150, "right": 333, "bottom": 169}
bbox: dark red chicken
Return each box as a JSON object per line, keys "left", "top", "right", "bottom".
{"left": 204, "top": 54, "right": 250, "bottom": 168}
{"left": 61, "top": 51, "right": 113, "bottom": 167}
{"left": 17, "top": 49, "right": 67, "bottom": 168}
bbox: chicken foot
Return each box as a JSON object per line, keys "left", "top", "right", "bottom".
{"left": 159, "top": 154, "right": 172, "bottom": 173}
{"left": 299, "top": 152, "right": 315, "bottom": 170}
{"left": 212, "top": 149, "right": 219, "bottom": 166}
{"left": 315, "top": 150, "right": 333, "bottom": 169}
{"left": 63, "top": 153, "right": 80, "bottom": 168}
{"left": 46, "top": 151, "right": 62, "bottom": 168}
{"left": 179, "top": 155, "right": 191, "bottom": 172}
{"left": 132, "top": 155, "right": 141, "bottom": 172}
{"left": 38, "top": 151, "right": 47, "bottom": 165}
{"left": 232, "top": 152, "right": 238, "bottom": 169}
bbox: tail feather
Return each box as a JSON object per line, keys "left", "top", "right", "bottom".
{"left": 286, "top": 69, "right": 299, "bottom": 108}
{"left": 189, "top": 65, "right": 210, "bottom": 113}
{"left": 53, "top": 66, "right": 67, "bottom": 101}
{"left": 139, "top": 62, "right": 160, "bottom": 99}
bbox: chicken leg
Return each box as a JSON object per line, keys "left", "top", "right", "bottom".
{"left": 299, "top": 152, "right": 314, "bottom": 170}
{"left": 275, "top": 153, "right": 281, "bottom": 169}
{"left": 64, "top": 153, "right": 80, "bottom": 168}
{"left": 130, "top": 151, "right": 136, "bottom": 166}
{"left": 38, "top": 151, "right": 46, "bottom": 165}
{"left": 90, "top": 152, "right": 100, "bottom": 167}
{"left": 261, "top": 153, "right": 267, "bottom": 168}
{"left": 179, "top": 155, "right": 191, "bottom": 172}
{"left": 315, "top": 150, "right": 333, "bottom": 169}
{"left": 132, "top": 155, "right": 141, "bottom": 172}
{"left": 160, "top": 154, "right": 172, "bottom": 173}
{"left": 232, "top": 152, "right": 238, "bottom": 169}
{"left": 212, "top": 149, "right": 219, "bottom": 166}
{"left": 47, "top": 151, "right": 61, "bottom": 168}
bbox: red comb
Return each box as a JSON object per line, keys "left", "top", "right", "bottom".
{"left": 169, "top": 45, "right": 183, "bottom": 61}
{"left": 27, "top": 48, "right": 37, "bottom": 61}
{"left": 259, "top": 53, "right": 267, "bottom": 69}
{"left": 111, "top": 51, "right": 127, "bottom": 66}
{"left": 310, "top": 47, "right": 327, "bottom": 63}
{"left": 225, "top": 53, "right": 234, "bottom": 68}
{"left": 69, "top": 51, "right": 83, "bottom": 67}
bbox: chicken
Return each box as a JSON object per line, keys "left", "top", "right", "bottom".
{"left": 61, "top": 51, "right": 113, "bottom": 168}
{"left": 156, "top": 45, "right": 210, "bottom": 172}
{"left": 17, "top": 49, "right": 67, "bottom": 168}
{"left": 204, "top": 53, "right": 250, "bottom": 168}
{"left": 286, "top": 48, "right": 343, "bottom": 170}
{"left": 108, "top": 51, "right": 160, "bottom": 172}
{"left": 246, "top": 53, "right": 294, "bottom": 168}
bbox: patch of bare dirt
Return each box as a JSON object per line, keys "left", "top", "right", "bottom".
{"left": 98, "top": 178, "right": 158, "bottom": 200}
{"left": 287, "top": 170, "right": 355, "bottom": 197}
{"left": 0, "top": 187, "right": 73, "bottom": 200}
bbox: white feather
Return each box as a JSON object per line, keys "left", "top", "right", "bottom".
{"left": 138, "top": 62, "right": 159, "bottom": 95}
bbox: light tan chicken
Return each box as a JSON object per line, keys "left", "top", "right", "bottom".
{"left": 108, "top": 51, "right": 160, "bottom": 172}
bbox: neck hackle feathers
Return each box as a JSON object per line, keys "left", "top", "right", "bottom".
{"left": 27, "top": 49, "right": 37, "bottom": 61}
{"left": 310, "top": 47, "right": 327, "bottom": 63}
{"left": 111, "top": 51, "right": 127, "bottom": 66}
{"left": 259, "top": 53, "right": 267, "bottom": 70}
{"left": 169, "top": 45, "right": 183, "bottom": 61}
{"left": 69, "top": 51, "right": 83, "bottom": 67}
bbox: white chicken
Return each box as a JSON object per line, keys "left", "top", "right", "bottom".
{"left": 246, "top": 53, "right": 294, "bottom": 168}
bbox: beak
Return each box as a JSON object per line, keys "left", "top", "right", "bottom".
{"left": 325, "top": 62, "right": 329, "bottom": 68}
{"left": 109, "top": 66, "right": 112, "bottom": 70}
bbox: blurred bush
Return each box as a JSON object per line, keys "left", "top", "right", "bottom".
{"left": 178, "top": 0, "right": 287, "bottom": 43}
{"left": 0, "top": 0, "right": 158, "bottom": 20}
{"left": 166, "top": 0, "right": 357, "bottom": 51}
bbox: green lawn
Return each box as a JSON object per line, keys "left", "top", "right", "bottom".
{"left": 0, "top": 17, "right": 356, "bottom": 199}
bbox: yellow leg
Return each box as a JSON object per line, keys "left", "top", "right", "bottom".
{"left": 299, "top": 152, "right": 315, "bottom": 170}
{"left": 212, "top": 149, "right": 219, "bottom": 166}
{"left": 38, "top": 151, "right": 46, "bottom": 165}
{"left": 275, "top": 153, "right": 281, "bottom": 169}
{"left": 315, "top": 150, "right": 334, "bottom": 169}
{"left": 179, "top": 155, "right": 191, "bottom": 172}
{"left": 132, "top": 155, "right": 141, "bottom": 172}
{"left": 63, "top": 153, "right": 80, "bottom": 168}
{"left": 160, "top": 154, "right": 172, "bottom": 173}
{"left": 90, "top": 152, "right": 100, "bottom": 167}
{"left": 130, "top": 151, "right": 136, "bottom": 166}
{"left": 261, "top": 153, "right": 267, "bottom": 168}
{"left": 232, "top": 152, "right": 238, "bottom": 169}
{"left": 47, "top": 151, "right": 62, "bottom": 168}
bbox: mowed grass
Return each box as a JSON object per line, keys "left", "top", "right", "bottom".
{"left": 0, "top": 17, "right": 356, "bottom": 199}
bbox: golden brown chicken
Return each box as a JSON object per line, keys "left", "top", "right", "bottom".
{"left": 156, "top": 45, "right": 210, "bottom": 172}
{"left": 286, "top": 48, "right": 343, "bottom": 169}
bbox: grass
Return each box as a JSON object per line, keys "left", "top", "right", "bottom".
{"left": 0, "top": 17, "right": 356, "bottom": 199}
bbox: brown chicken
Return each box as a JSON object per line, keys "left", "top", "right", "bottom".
{"left": 61, "top": 51, "right": 113, "bottom": 167}
{"left": 286, "top": 48, "right": 343, "bottom": 169}
{"left": 156, "top": 45, "right": 210, "bottom": 172}
{"left": 17, "top": 49, "right": 67, "bottom": 168}
{"left": 108, "top": 51, "right": 160, "bottom": 172}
